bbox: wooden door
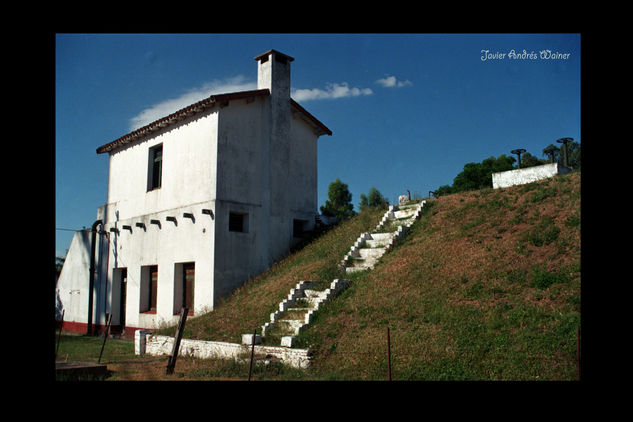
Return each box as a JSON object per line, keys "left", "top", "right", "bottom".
{"left": 149, "top": 265, "right": 158, "bottom": 311}
{"left": 183, "top": 263, "right": 194, "bottom": 312}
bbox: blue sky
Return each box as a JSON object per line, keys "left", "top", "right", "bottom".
{"left": 55, "top": 33, "right": 581, "bottom": 257}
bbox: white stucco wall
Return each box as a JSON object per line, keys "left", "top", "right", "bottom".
{"left": 492, "top": 163, "right": 571, "bottom": 189}
{"left": 85, "top": 109, "right": 224, "bottom": 330}
{"left": 106, "top": 111, "right": 219, "bottom": 218}
{"left": 210, "top": 94, "right": 319, "bottom": 300}
{"left": 289, "top": 114, "right": 319, "bottom": 218}
{"left": 56, "top": 230, "right": 92, "bottom": 326}
{"left": 213, "top": 97, "right": 270, "bottom": 301}
{"left": 98, "top": 201, "right": 216, "bottom": 330}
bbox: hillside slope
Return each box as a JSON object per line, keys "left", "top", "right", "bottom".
{"left": 298, "top": 171, "right": 581, "bottom": 380}
{"left": 158, "top": 171, "right": 580, "bottom": 381}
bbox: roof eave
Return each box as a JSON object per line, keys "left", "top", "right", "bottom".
{"left": 96, "top": 89, "right": 270, "bottom": 154}
{"left": 290, "top": 99, "right": 332, "bottom": 137}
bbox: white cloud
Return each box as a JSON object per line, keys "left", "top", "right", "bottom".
{"left": 292, "top": 82, "right": 373, "bottom": 102}
{"left": 375, "top": 75, "right": 412, "bottom": 88}
{"left": 128, "top": 77, "right": 376, "bottom": 130}
{"left": 128, "top": 76, "right": 256, "bottom": 131}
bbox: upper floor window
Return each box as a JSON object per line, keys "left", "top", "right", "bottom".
{"left": 148, "top": 144, "right": 163, "bottom": 191}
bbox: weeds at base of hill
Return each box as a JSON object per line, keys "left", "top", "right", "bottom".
{"left": 54, "top": 333, "right": 310, "bottom": 381}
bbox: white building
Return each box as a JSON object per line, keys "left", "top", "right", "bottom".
{"left": 56, "top": 50, "right": 332, "bottom": 336}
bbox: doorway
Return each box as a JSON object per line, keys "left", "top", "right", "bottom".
{"left": 174, "top": 262, "right": 195, "bottom": 314}
{"left": 183, "top": 263, "right": 195, "bottom": 313}
{"left": 112, "top": 267, "right": 127, "bottom": 334}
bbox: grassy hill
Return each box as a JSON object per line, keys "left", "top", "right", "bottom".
{"left": 157, "top": 171, "right": 581, "bottom": 381}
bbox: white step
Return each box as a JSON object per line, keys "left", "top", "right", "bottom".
{"left": 304, "top": 289, "right": 327, "bottom": 299}
{"left": 278, "top": 319, "right": 305, "bottom": 334}
{"left": 365, "top": 237, "right": 392, "bottom": 248}
{"left": 358, "top": 247, "right": 386, "bottom": 259}
{"left": 345, "top": 266, "right": 370, "bottom": 273}
{"left": 367, "top": 233, "right": 392, "bottom": 242}
{"left": 393, "top": 210, "right": 415, "bottom": 219}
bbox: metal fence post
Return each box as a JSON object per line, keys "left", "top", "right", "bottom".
{"left": 98, "top": 313, "right": 112, "bottom": 364}
{"left": 248, "top": 329, "right": 257, "bottom": 381}
{"left": 387, "top": 326, "right": 392, "bottom": 381}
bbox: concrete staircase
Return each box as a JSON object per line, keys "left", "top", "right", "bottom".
{"left": 251, "top": 200, "right": 426, "bottom": 349}
{"left": 259, "top": 279, "right": 350, "bottom": 347}
{"left": 340, "top": 200, "right": 426, "bottom": 273}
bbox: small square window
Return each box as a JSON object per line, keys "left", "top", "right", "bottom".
{"left": 293, "top": 219, "right": 308, "bottom": 238}
{"left": 229, "top": 212, "right": 248, "bottom": 233}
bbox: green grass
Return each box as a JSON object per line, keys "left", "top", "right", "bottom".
{"left": 54, "top": 333, "right": 153, "bottom": 381}
{"left": 53, "top": 333, "right": 308, "bottom": 380}
{"left": 55, "top": 333, "right": 136, "bottom": 364}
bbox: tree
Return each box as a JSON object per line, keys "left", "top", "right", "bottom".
{"left": 542, "top": 144, "right": 559, "bottom": 163}
{"left": 565, "top": 140, "right": 581, "bottom": 169}
{"left": 436, "top": 154, "right": 515, "bottom": 195}
{"left": 320, "top": 178, "right": 355, "bottom": 219}
{"left": 451, "top": 154, "right": 515, "bottom": 192}
{"left": 359, "top": 193, "right": 368, "bottom": 210}
{"left": 433, "top": 184, "right": 454, "bottom": 197}
{"left": 542, "top": 141, "right": 581, "bottom": 169}
{"left": 359, "top": 187, "right": 387, "bottom": 211}
{"left": 520, "top": 152, "right": 547, "bottom": 168}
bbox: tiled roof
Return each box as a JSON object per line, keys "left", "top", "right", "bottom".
{"left": 96, "top": 89, "right": 331, "bottom": 154}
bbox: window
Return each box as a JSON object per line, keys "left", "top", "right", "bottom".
{"left": 148, "top": 144, "right": 163, "bottom": 190}
{"left": 229, "top": 212, "right": 248, "bottom": 233}
{"left": 293, "top": 219, "right": 308, "bottom": 238}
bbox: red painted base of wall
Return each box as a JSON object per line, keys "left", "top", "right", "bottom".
{"left": 57, "top": 320, "right": 149, "bottom": 340}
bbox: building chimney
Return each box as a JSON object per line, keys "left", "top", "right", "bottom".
{"left": 254, "top": 50, "right": 295, "bottom": 256}
{"left": 254, "top": 49, "right": 294, "bottom": 100}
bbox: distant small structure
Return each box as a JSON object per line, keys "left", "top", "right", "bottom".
{"left": 492, "top": 162, "right": 571, "bottom": 189}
